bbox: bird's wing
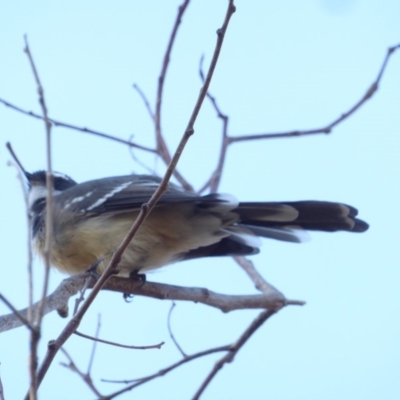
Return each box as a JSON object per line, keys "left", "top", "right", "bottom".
{"left": 57, "top": 174, "right": 229, "bottom": 215}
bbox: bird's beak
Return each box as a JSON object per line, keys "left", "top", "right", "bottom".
{"left": 23, "top": 171, "right": 35, "bottom": 188}
{"left": 24, "top": 171, "right": 33, "bottom": 180}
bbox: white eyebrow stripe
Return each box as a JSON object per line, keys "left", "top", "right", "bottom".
{"left": 52, "top": 172, "right": 72, "bottom": 180}
{"left": 85, "top": 181, "right": 133, "bottom": 211}
{"left": 28, "top": 187, "right": 62, "bottom": 209}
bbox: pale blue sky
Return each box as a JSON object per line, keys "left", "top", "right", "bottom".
{"left": 1, "top": 1, "right": 399, "bottom": 399}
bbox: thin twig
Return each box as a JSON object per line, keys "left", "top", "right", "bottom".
{"left": 197, "top": 55, "right": 230, "bottom": 193}
{"left": 5, "top": 143, "right": 35, "bottom": 323}
{"left": 234, "top": 256, "right": 285, "bottom": 301}
{"left": 23, "top": 38, "right": 53, "bottom": 314}
{"left": 229, "top": 43, "right": 400, "bottom": 144}
{"left": 23, "top": 37, "right": 53, "bottom": 326}
{"left": 167, "top": 302, "right": 187, "bottom": 357}
{"left": 154, "top": 0, "right": 190, "bottom": 172}
{"left": 72, "top": 274, "right": 94, "bottom": 316}
{"left": 134, "top": 1, "right": 194, "bottom": 191}
{"left": 132, "top": 83, "right": 155, "bottom": 120}
{"left": 87, "top": 314, "right": 101, "bottom": 375}
{"left": 182, "top": 0, "right": 236, "bottom": 147}
{"left": 74, "top": 330, "right": 164, "bottom": 350}
{"left": 5, "top": 142, "right": 28, "bottom": 173}
{"left": 127, "top": 134, "right": 158, "bottom": 175}
{"left": 193, "top": 309, "right": 275, "bottom": 399}
{"left": 60, "top": 348, "right": 103, "bottom": 398}
{"left": 0, "top": 97, "right": 156, "bottom": 153}
{"left": 101, "top": 345, "right": 231, "bottom": 399}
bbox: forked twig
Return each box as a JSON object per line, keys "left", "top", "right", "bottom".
{"left": 229, "top": 43, "right": 400, "bottom": 143}
{"left": 154, "top": 0, "right": 191, "bottom": 181}
{"left": 101, "top": 345, "right": 231, "bottom": 399}
{"left": 60, "top": 348, "right": 103, "bottom": 398}
{"left": 133, "top": 0, "right": 194, "bottom": 191}
{"left": 193, "top": 309, "right": 276, "bottom": 399}
{"left": 0, "top": 274, "right": 304, "bottom": 334}
{"left": 234, "top": 256, "right": 284, "bottom": 299}
{"left": 198, "top": 55, "right": 230, "bottom": 193}
{"left": 196, "top": 43, "right": 400, "bottom": 195}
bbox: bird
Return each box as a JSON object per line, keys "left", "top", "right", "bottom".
{"left": 25, "top": 170, "right": 369, "bottom": 276}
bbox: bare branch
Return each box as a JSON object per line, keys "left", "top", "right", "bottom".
{"left": 229, "top": 43, "right": 400, "bottom": 144}
{"left": 130, "top": 0, "right": 195, "bottom": 190}
{"left": 102, "top": 276, "right": 304, "bottom": 311}
{"left": 154, "top": 0, "right": 190, "bottom": 169}
{"left": 193, "top": 309, "right": 275, "bottom": 399}
{"left": 5, "top": 143, "right": 35, "bottom": 323}
{"left": 102, "top": 309, "right": 276, "bottom": 399}
{"left": 0, "top": 274, "right": 304, "bottom": 334}
{"left": 186, "top": 1, "right": 235, "bottom": 138}
{"left": 60, "top": 348, "right": 103, "bottom": 398}
{"left": 127, "top": 134, "right": 158, "bottom": 175}
{"left": 234, "top": 256, "right": 285, "bottom": 299}
{"left": 197, "top": 55, "right": 230, "bottom": 193}
{"left": 0, "top": 97, "right": 157, "bottom": 153}
{"left": 102, "top": 345, "right": 231, "bottom": 399}
{"left": 0, "top": 274, "right": 87, "bottom": 333}
{"left": 87, "top": 314, "right": 101, "bottom": 375}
